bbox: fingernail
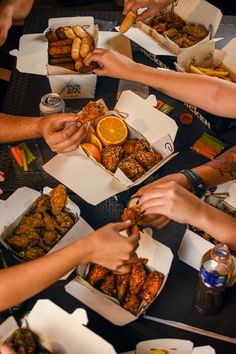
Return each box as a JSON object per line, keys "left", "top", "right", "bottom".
{"left": 83, "top": 122, "right": 90, "bottom": 130}
{"left": 76, "top": 121, "right": 82, "bottom": 128}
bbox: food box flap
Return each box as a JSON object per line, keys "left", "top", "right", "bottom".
{"left": 48, "top": 16, "right": 94, "bottom": 28}
{"left": 115, "top": 90, "right": 178, "bottom": 144}
{"left": 136, "top": 338, "right": 194, "bottom": 354}
{"left": 116, "top": 0, "right": 222, "bottom": 56}
{"left": 65, "top": 231, "right": 173, "bottom": 326}
{"left": 221, "top": 38, "right": 236, "bottom": 75}
{"left": 0, "top": 300, "right": 117, "bottom": 354}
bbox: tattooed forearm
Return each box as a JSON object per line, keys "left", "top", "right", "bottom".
{"left": 206, "top": 146, "right": 236, "bottom": 177}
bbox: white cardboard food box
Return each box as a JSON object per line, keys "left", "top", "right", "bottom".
{"left": 65, "top": 230, "right": 173, "bottom": 326}
{"left": 178, "top": 181, "right": 236, "bottom": 270}
{"left": 176, "top": 38, "right": 236, "bottom": 82}
{"left": 0, "top": 187, "right": 93, "bottom": 271}
{"left": 120, "top": 339, "right": 215, "bottom": 354}
{"left": 116, "top": 0, "right": 222, "bottom": 56}
{"left": 0, "top": 299, "right": 116, "bottom": 354}
{"left": 43, "top": 90, "right": 178, "bottom": 205}
{"left": 11, "top": 16, "right": 132, "bottom": 99}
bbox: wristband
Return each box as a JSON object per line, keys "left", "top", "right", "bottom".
{"left": 179, "top": 169, "right": 207, "bottom": 198}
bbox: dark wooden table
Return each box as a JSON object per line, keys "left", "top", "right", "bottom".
{"left": 0, "top": 9, "right": 236, "bottom": 354}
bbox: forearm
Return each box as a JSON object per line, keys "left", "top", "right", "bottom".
{"left": 191, "top": 202, "right": 236, "bottom": 250}
{"left": 0, "top": 238, "right": 89, "bottom": 311}
{"left": 0, "top": 114, "right": 42, "bottom": 142}
{"left": 125, "top": 63, "right": 236, "bottom": 118}
{"left": 192, "top": 146, "right": 236, "bottom": 188}
{"left": 0, "top": 0, "right": 34, "bottom": 20}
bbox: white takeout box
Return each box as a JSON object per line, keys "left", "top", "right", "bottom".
{"left": 176, "top": 38, "right": 236, "bottom": 82}
{"left": 0, "top": 299, "right": 116, "bottom": 354}
{"left": 65, "top": 230, "right": 173, "bottom": 326}
{"left": 11, "top": 16, "right": 132, "bottom": 98}
{"left": 43, "top": 90, "right": 178, "bottom": 205}
{"left": 178, "top": 181, "right": 236, "bottom": 270}
{"left": 116, "top": 0, "right": 222, "bottom": 56}
{"left": 0, "top": 187, "right": 93, "bottom": 270}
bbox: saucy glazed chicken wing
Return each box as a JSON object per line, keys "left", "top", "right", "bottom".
{"left": 129, "top": 258, "right": 148, "bottom": 295}
{"left": 141, "top": 271, "right": 164, "bottom": 304}
{"left": 101, "top": 145, "right": 123, "bottom": 173}
{"left": 87, "top": 264, "right": 110, "bottom": 286}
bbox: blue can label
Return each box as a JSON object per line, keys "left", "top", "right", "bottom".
{"left": 200, "top": 266, "right": 228, "bottom": 287}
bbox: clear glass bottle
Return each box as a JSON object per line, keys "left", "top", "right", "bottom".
{"left": 193, "top": 243, "right": 235, "bottom": 315}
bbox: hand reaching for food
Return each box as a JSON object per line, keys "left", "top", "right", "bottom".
{"left": 123, "top": 0, "right": 173, "bottom": 22}
{"left": 0, "top": 344, "right": 16, "bottom": 354}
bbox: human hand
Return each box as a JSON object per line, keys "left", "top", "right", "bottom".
{"left": 85, "top": 220, "right": 140, "bottom": 273}
{"left": 0, "top": 5, "right": 13, "bottom": 47}
{"left": 139, "top": 181, "right": 204, "bottom": 226}
{"left": 39, "top": 113, "right": 88, "bottom": 153}
{"left": 124, "top": 0, "right": 173, "bottom": 21}
{"left": 83, "top": 48, "right": 137, "bottom": 79}
{"left": 0, "top": 344, "right": 16, "bottom": 354}
{"left": 0, "top": 171, "right": 5, "bottom": 195}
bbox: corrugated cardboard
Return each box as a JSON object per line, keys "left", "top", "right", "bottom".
{"left": 10, "top": 16, "right": 132, "bottom": 98}
{"left": 116, "top": 0, "right": 222, "bottom": 56}
{"left": 43, "top": 90, "right": 178, "bottom": 205}
{"left": 0, "top": 300, "right": 116, "bottom": 354}
{"left": 65, "top": 230, "right": 173, "bottom": 326}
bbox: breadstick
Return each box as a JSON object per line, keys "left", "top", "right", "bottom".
{"left": 119, "top": 11, "right": 137, "bottom": 33}
{"left": 71, "top": 37, "right": 82, "bottom": 60}
{"left": 45, "top": 28, "right": 59, "bottom": 42}
{"left": 48, "top": 45, "right": 72, "bottom": 56}
{"left": 64, "top": 26, "right": 76, "bottom": 39}
{"left": 80, "top": 35, "right": 93, "bottom": 58}
{"left": 49, "top": 56, "right": 73, "bottom": 65}
{"left": 55, "top": 26, "right": 67, "bottom": 39}
{"left": 74, "top": 59, "right": 84, "bottom": 72}
{"left": 49, "top": 39, "right": 73, "bottom": 47}
{"left": 72, "top": 25, "right": 88, "bottom": 39}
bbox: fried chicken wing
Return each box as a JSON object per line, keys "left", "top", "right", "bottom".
{"left": 141, "top": 271, "right": 164, "bottom": 304}
{"left": 56, "top": 211, "right": 75, "bottom": 234}
{"left": 101, "top": 145, "right": 123, "bottom": 173}
{"left": 122, "top": 206, "right": 141, "bottom": 236}
{"left": 100, "top": 273, "right": 117, "bottom": 297}
{"left": 50, "top": 184, "right": 67, "bottom": 215}
{"left": 116, "top": 272, "right": 130, "bottom": 303}
{"left": 76, "top": 101, "right": 106, "bottom": 124}
{"left": 122, "top": 139, "right": 149, "bottom": 155}
{"left": 17, "top": 213, "right": 44, "bottom": 231}
{"left": 20, "top": 247, "right": 45, "bottom": 260}
{"left": 123, "top": 292, "right": 141, "bottom": 315}
{"left": 131, "top": 150, "right": 162, "bottom": 170}
{"left": 32, "top": 195, "right": 50, "bottom": 213}
{"left": 87, "top": 264, "right": 110, "bottom": 286}
{"left": 43, "top": 230, "right": 61, "bottom": 246}
{"left": 129, "top": 258, "right": 148, "bottom": 295}
{"left": 118, "top": 156, "right": 144, "bottom": 181}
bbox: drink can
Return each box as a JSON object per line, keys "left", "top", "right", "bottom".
{"left": 39, "top": 93, "right": 65, "bottom": 116}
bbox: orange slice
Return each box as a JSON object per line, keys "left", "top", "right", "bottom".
{"left": 82, "top": 125, "right": 95, "bottom": 143}
{"left": 96, "top": 115, "right": 128, "bottom": 146}
{"left": 81, "top": 143, "right": 101, "bottom": 163}
{"left": 90, "top": 133, "right": 103, "bottom": 151}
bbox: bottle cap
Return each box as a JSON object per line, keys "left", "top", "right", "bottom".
{"left": 210, "top": 243, "right": 230, "bottom": 263}
{"left": 179, "top": 113, "right": 193, "bottom": 125}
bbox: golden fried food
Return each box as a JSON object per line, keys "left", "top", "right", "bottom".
{"left": 50, "top": 184, "right": 67, "bottom": 216}
{"left": 86, "top": 264, "right": 110, "bottom": 286}
{"left": 130, "top": 258, "right": 148, "bottom": 295}
{"left": 43, "top": 212, "right": 58, "bottom": 231}
{"left": 118, "top": 156, "right": 144, "bottom": 181}
{"left": 150, "top": 12, "right": 208, "bottom": 48}
{"left": 122, "top": 139, "right": 149, "bottom": 155}
{"left": 101, "top": 145, "right": 123, "bottom": 173}
{"left": 43, "top": 230, "right": 61, "bottom": 246}
{"left": 17, "top": 213, "right": 43, "bottom": 231}
{"left": 100, "top": 273, "right": 117, "bottom": 297}
{"left": 119, "top": 11, "right": 137, "bottom": 33}
{"left": 141, "top": 271, "right": 164, "bottom": 304}
{"left": 76, "top": 101, "right": 106, "bottom": 124}
{"left": 123, "top": 292, "right": 141, "bottom": 315}
{"left": 32, "top": 195, "right": 50, "bottom": 213}
{"left": 122, "top": 206, "right": 141, "bottom": 236}
{"left": 116, "top": 273, "right": 130, "bottom": 303}
{"left": 131, "top": 150, "right": 162, "bottom": 170}
{"left": 56, "top": 211, "right": 75, "bottom": 235}
{"left": 20, "top": 247, "right": 45, "bottom": 260}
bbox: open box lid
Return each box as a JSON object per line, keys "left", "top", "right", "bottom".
{"left": 0, "top": 300, "right": 116, "bottom": 354}
{"left": 221, "top": 38, "right": 236, "bottom": 75}
{"left": 43, "top": 91, "right": 178, "bottom": 205}
{"left": 116, "top": 0, "right": 222, "bottom": 56}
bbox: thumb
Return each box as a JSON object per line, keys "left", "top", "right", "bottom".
{"left": 114, "top": 220, "right": 132, "bottom": 232}
{"left": 137, "top": 8, "right": 154, "bottom": 21}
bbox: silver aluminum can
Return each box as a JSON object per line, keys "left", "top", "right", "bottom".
{"left": 39, "top": 93, "right": 65, "bottom": 116}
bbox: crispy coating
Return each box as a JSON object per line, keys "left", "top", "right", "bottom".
{"left": 101, "top": 145, "right": 123, "bottom": 173}
{"left": 86, "top": 264, "right": 110, "bottom": 286}
{"left": 131, "top": 150, "right": 162, "bottom": 170}
{"left": 76, "top": 101, "right": 106, "bottom": 124}
{"left": 116, "top": 273, "right": 130, "bottom": 303}
{"left": 141, "top": 271, "right": 164, "bottom": 304}
{"left": 150, "top": 12, "right": 208, "bottom": 48}
{"left": 20, "top": 247, "right": 45, "bottom": 260}
{"left": 50, "top": 184, "right": 67, "bottom": 215}
{"left": 118, "top": 156, "right": 144, "bottom": 181}
{"left": 32, "top": 195, "right": 50, "bottom": 213}
{"left": 43, "top": 230, "right": 61, "bottom": 246}
{"left": 129, "top": 258, "right": 148, "bottom": 295}
{"left": 43, "top": 212, "right": 57, "bottom": 231}
{"left": 56, "top": 211, "right": 75, "bottom": 234}
{"left": 123, "top": 292, "right": 141, "bottom": 315}
{"left": 100, "top": 273, "right": 117, "bottom": 297}
{"left": 17, "top": 213, "right": 43, "bottom": 231}
{"left": 122, "top": 139, "right": 149, "bottom": 155}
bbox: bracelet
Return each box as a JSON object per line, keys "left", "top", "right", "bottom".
{"left": 179, "top": 169, "right": 207, "bottom": 198}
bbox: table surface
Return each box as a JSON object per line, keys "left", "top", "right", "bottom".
{"left": 0, "top": 9, "right": 236, "bottom": 354}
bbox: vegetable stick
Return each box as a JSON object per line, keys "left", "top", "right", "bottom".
{"left": 10, "top": 146, "right": 23, "bottom": 167}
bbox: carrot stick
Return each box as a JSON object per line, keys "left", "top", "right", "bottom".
{"left": 10, "top": 146, "right": 23, "bottom": 167}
